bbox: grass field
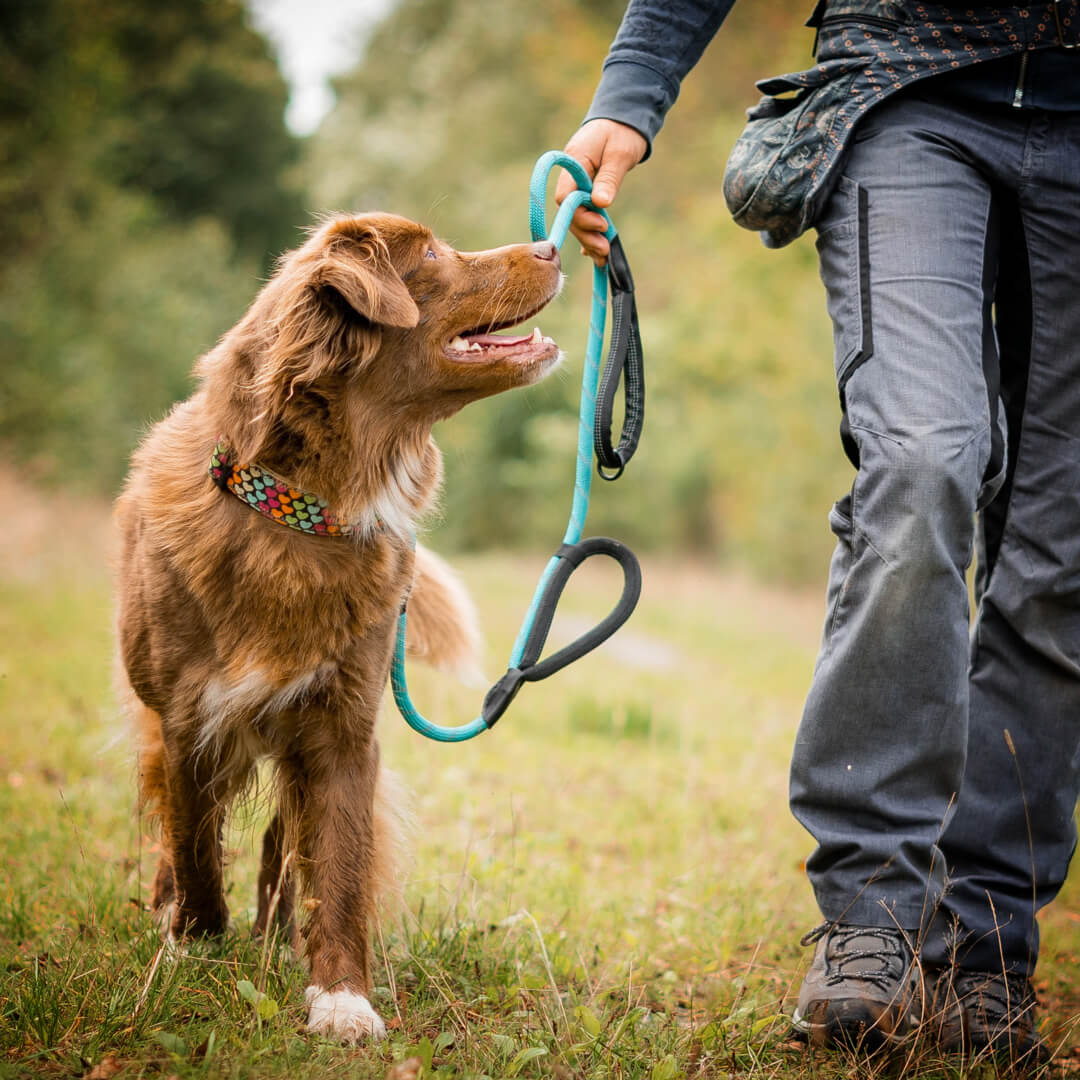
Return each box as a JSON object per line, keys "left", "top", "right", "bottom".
{"left": 2, "top": 483, "right": 1079, "bottom": 1079}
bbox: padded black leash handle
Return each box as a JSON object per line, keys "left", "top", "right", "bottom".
{"left": 594, "top": 235, "right": 645, "bottom": 481}
{"left": 481, "top": 537, "right": 642, "bottom": 727}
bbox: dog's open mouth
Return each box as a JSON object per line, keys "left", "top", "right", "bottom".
{"left": 444, "top": 326, "right": 558, "bottom": 363}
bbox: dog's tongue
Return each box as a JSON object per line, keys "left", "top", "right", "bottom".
{"left": 467, "top": 332, "right": 533, "bottom": 347}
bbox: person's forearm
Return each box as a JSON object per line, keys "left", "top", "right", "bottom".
{"left": 584, "top": 0, "right": 737, "bottom": 157}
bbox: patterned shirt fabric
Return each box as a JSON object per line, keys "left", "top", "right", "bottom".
{"left": 209, "top": 440, "right": 358, "bottom": 537}
{"left": 585, "top": 1, "right": 1080, "bottom": 158}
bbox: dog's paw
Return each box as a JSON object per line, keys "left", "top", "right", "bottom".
{"left": 305, "top": 985, "right": 387, "bottom": 1043}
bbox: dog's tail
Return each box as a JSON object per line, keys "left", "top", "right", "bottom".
{"left": 118, "top": 668, "right": 168, "bottom": 821}
{"left": 370, "top": 765, "right": 412, "bottom": 912}
{"left": 404, "top": 544, "right": 484, "bottom": 685}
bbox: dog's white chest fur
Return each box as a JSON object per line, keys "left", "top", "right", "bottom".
{"left": 197, "top": 665, "right": 330, "bottom": 755}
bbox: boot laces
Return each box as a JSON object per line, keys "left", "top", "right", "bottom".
{"left": 803, "top": 922, "right": 913, "bottom": 993}
{"left": 952, "top": 971, "right": 1035, "bottom": 1028}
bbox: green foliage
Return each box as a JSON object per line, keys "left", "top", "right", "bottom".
{"left": 0, "top": 0, "right": 302, "bottom": 493}
{"left": 96, "top": 3, "right": 304, "bottom": 259}
{"left": 1, "top": 186, "right": 253, "bottom": 486}
{"left": 237, "top": 978, "right": 281, "bottom": 1023}
{"left": 0, "top": 0, "right": 303, "bottom": 262}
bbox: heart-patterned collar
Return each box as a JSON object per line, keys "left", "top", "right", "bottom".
{"left": 209, "top": 439, "right": 362, "bottom": 538}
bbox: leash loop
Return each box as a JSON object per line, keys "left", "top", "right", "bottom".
{"left": 594, "top": 234, "right": 645, "bottom": 479}
{"left": 390, "top": 151, "right": 646, "bottom": 742}
{"left": 481, "top": 538, "right": 642, "bottom": 728}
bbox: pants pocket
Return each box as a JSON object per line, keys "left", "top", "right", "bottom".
{"left": 816, "top": 175, "right": 873, "bottom": 386}
{"left": 816, "top": 175, "right": 873, "bottom": 466}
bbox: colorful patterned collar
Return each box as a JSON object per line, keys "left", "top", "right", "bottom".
{"left": 209, "top": 440, "right": 360, "bottom": 537}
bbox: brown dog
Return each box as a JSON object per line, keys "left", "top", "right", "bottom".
{"left": 115, "top": 213, "right": 562, "bottom": 1041}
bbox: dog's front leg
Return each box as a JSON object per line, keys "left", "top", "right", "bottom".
{"left": 293, "top": 729, "right": 387, "bottom": 1043}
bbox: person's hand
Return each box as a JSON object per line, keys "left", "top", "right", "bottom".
{"left": 556, "top": 119, "right": 647, "bottom": 266}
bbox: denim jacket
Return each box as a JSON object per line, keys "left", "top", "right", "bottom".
{"left": 587, "top": 1, "right": 1080, "bottom": 245}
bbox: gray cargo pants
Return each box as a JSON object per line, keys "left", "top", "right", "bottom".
{"left": 791, "top": 89, "right": 1080, "bottom": 975}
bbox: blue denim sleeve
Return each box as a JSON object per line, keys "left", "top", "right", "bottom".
{"left": 583, "top": 0, "right": 737, "bottom": 158}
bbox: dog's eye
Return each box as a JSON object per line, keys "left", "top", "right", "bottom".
{"left": 424, "top": 248, "right": 437, "bottom": 260}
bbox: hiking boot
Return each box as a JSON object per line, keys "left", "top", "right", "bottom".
{"left": 791, "top": 922, "right": 925, "bottom": 1051}
{"left": 931, "top": 967, "right": 1045, "bottom": 1064}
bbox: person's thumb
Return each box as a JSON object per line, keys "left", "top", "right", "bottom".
{"left": 590, "top": 163, "right": 624, "bottom": 208}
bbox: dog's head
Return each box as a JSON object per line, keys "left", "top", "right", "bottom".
{"left": 213, "top": 213, "right": 563, "bottom": 465}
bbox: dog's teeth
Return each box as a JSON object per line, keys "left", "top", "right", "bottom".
{"left": 468, "top": 342, "right": 483, "bottom": 352}
{"left": 530, "top": 327, "right": 542, "bottom": 343}
{"left": 449, "top": 336, "right": 469, "bottom": 352}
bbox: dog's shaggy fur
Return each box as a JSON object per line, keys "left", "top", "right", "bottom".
{"left": 115, "top": 213, "right": 562, "bottom": 1041}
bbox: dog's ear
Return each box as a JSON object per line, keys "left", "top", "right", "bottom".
{"left": 317, "top": 228, "right": 420, "bottom": 329}
{"left": 233, "top": 222, "right": 420, "bottom": 462}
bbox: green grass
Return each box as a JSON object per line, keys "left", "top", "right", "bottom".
{"left": 1, "top": 546, "right": 1079, "bottom": 1079}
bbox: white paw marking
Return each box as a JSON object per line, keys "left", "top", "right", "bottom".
{"left": 305, "top": 985, "right": 387, "bottom": 1043}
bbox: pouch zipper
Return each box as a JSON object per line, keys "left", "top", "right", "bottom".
{"left": 819, "top": 13, "right": 903, "bottom": 32}
{"left": 1012, "top": 51, "right": 1029, "bottom": 108}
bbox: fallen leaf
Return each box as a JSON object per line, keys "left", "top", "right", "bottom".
{"left": 386, "top": 1056, "right": 422, "bottom": 1080}
{"left": 84, "top": 1056, "right": 122, "bottom": 1079}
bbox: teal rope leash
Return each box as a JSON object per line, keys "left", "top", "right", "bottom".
{"left": 390, "top": 151, "right": 645, "bottom": 742}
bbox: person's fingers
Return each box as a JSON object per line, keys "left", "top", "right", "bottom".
{"left": 571, "top": 214, "right": 610, "bottom": 265}
{"left": 562, "top": 202, "right": 609, "bottom": 264}
{"left": 576, "top": 230, "right": 610, "bottom": 266}
{"left": 555, "top": 119, "right": 646, "bottom": 264}
{"left": 578, "top": 122, "right": 647, "bottom": 207}
{"left": 569, "top": 210, "right": 609, "bottom": 244}
{"left": 573, "top": 209, "right": 610, "bottom": 233}
{"left": 555, "top": 122, "right": 605, "bottom": 193}
{"left": 556, "top": 119, "right": 644, "bottom": 204}
{"left": 589, "top": 158, "right": 626, "bottom": 208}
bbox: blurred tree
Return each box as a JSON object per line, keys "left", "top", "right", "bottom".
{"left": 100, "top": 1, "right": 304, "bottom": 259}
{"left": 0, "top": 0, "right": 304, "bottom": 489}
{"left": 0, "top": 0, "right": 303, "bottom": 262}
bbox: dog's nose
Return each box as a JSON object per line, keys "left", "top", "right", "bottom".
{"left": 531, "top": 241, "right": 560, "bottom": 267}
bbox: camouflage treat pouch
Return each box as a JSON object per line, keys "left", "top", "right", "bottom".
{"left": 722, "top": 0, "right": 1079, "bottom": 248}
